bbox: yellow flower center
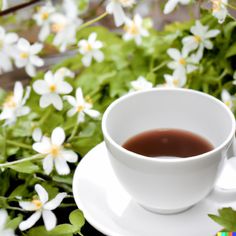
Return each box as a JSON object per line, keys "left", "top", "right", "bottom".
{"left": 173, "top": 79, "right": 179, "bottom": 87}
{"left": 124, "top": 22, "right": 139, "bottom": 35}
{"left": 3, "top": 95, "right": 16, "bottom": 108}
{"left": 51, "top": 23, "right": 65, "bottom": 33}
{"left": 84, "top": 43, "right": 93, "bottom": 52}
{"left": 50, "top": 145, "right": 60, "bottom": 157}
{"left": 194, "top": 35, "right": 202, "bottom": 43}
{"left": 85, "top": 96, "right": 93, "bottom": 104}
{"left": 179, "top": 58, "right": 186, "bottom": 65}
{"left": 20, "top": 52, "right": 29, "bottom": 59}
{"left": 49, "top": 84, "right": 57, "bottom": 92}
{"left": 32, "top": 199, "right": 42, "bottom": 210}
{"left": 225, "top": 100, "right": 231, "bottom": 107}
{"left": 41, "top": 12, "right": 49, "bottom": 20}
{"left": 77, "top": 105, "right": 85, "bottom": 112}
{"left": 211, "top": 0, "right": 221, "bottom": 12}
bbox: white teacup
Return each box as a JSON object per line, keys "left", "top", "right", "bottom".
{"left": 102, "top": 88, "right": 236, "bottom": 214}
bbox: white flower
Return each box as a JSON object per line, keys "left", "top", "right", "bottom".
{"left": 221, "top": 89, "right": 233, "bottom": 109}
{"left": 211, "top": 0, "right": 228, "bottom": 24}
{"left": 164, "top": 72, "right": 186, "bottom": 88}
{"left": 78, "top": 33, "right": 104, "bottom": 67}
{"left": 130, "top": 76, "right": 153, "bottom": 92}
{"left": 2, "top": 0, "right": 8, "bottom": 10}
{"left": 164, "top": 0, "right": 191, "bottom": 14}
{"left": 32, "top": 127, "right": 43, "bottom": 142}
{"left": 0, "top": 81, "right": 31, "bottom": 126}
{"left": 19, "top": 184, "right": 67, "bottom": 231}
{"left": 65, "top": 88, "right": 100, "bottom": 124}
{"left": 14, "top": 38, "right": 44, "bottom": 77}
{"left": 33, "top": 2, "right": 55, "bottom": 41}
{"left": 123, "top": 14, "right": 149, "bottom": 45}
{"left": 0, "top": 26, "right": 18, "bottom": 74}
{"left": 0, "top": 210, "right": 16, "bottom": 236}
{"left": 33, "top": 127, "right": 78, "bottom": 175}
{"left": 54, "top": 67, "right": 75, "bottom": 80}
{"left": 50, "top": 13, "right": 82, "bottom": 52}
{"left": 33, "top": 70, "right": 73, "bottom": 110}
{"left": 182, "top": 21, "right": 220, "bottom": 61}
{"left": 167, "top": 48, "right": 198, "bottom": 79}
{"left": 106, "top": 0, "right": 136, "bottom": 27}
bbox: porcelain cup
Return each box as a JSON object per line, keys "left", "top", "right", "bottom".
{"left": 102, "top": 88, "right": 236, "bottom": 214}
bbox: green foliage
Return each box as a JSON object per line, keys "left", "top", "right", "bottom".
{"left": 209, "top": 208, "right": 236, "bottom": 231}
{"left": 0, "top": 7, "right": 236, "bottom": 235}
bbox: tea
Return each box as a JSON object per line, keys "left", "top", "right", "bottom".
{"left": 122, "top": 129, "right": 214, "bottom": 158}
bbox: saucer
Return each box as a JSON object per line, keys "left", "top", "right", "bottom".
{"left": 72, "top": 142, "right": 236, "bottom": 236}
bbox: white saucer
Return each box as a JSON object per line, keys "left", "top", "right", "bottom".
{"left": 73, "top": 142, "right": 236, "bottom": 236}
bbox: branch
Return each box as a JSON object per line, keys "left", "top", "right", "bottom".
{"left": 0, "top": 0, "right": 43, "bottom": 17}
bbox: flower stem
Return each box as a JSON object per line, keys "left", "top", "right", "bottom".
{"left": 0, "top": 154, "right": 45, "bottom": 168}
{"left": 6, "top": 206, "right": 26, "bottom": 212}
{"left": 79, "top": 12, "right": 109, "bottom": 30}
{"left": 152, "top": 62, "right": 168, "bottom": 72}
{"left": 38, "top": 107, "right": 52, "bottom": 126}
{"left": 6, "top": 140, "right": 32, "bottom": 150}
{"left": 225, "top": 2, "right": 236, "bottom": 10}
{"left": 68, "top": 123, "right": 79, "bottom": 142}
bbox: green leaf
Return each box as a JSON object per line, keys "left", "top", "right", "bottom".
{"left": 0, "top": 0, "right": 2, "bottom": 10}
{"left": 6, "top": 215, "right": 23, "bottom": 230}
{"left": 225, "top": 43, "right": 236, "bottom": 58}
{"left": 28, "top": 224, "right": 75, "bottom": 236}
{"left": 209, "top": 207, "right": 236, "bottom": 231}
{"left": 0, "top": 169, "right": 10, "bottom": 195}
{"left": 8, "top": 161, "right": 40, "bottom": 174}
{"left": 9, "top": 184, "right": 29, "bottom": 198}
{"left": 69, "top": 209, "right": 85, "bottom": 230}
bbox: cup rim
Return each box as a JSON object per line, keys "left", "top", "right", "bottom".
{"left": 102, "top": 88, "right": 236, "bottom": 163}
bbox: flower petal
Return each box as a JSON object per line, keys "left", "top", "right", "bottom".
{"left": 33, "top": 80, "right": 50, "bottom": 95}
{"left": 39, "top": 94, "right": 52, "bottom": 108}
{"left": 26, "top": 64, "right": 36, "bottom": 77}
{"left": 76, "top": 88, "right": 84, "bottom": 104}
{"left": 19, "top": 211, "right": 41, "bottom": 231}
{"left": 42, "top": 210, "right": 57, "bottom": 231}
{"left": 17, "top": 38, "right": 30, "bottom": 51}
{"left": 35, "top": 184, "right": 48, "bottom": 204}
{"left": 30, "top": 43, "right": 43, "bottom": 54}
{"left": 65, "top": 95, "right": 77, "bottom": 107}
{"left": 61, "top": 150, "right": 78, "bottom": 163}
{"left": 13, "top": 81, "right": 23, "bottom": 103}
{"left": 43, "top": 155, "right": 54, "bottom": 175}
{"left": 67, "top": 107, "right": 77, "bottom": 117}
{"left": 56, "top": 81, "right": 73, "bottom": 94}
{"left": 33, "top": 138, "right": 51, "bottom": 154}
{"left": 164, "top": 0, "right": 179, "bottom": 14}
{"left": 32, "top": 128, "right": 43, "bottom": 142}
{"left": 19, "top": 201, "right": 37, "bottom": 211}
{"left": 44, "top": 192, "right": 67, "bottom": 210}
{"left": 51, "top": 127, "right": 65, "bottom": 146}
{"left": 88, "top": 32, "right": 97, "bottom": 43}
{"left": 82, "top": 54, "right": 92, "bottom": 67}
{"left": 111, "top": 2, "right": 126, "bottom": 27}
{"left": 30, "top": 55, "right": 44, "bottom": 67}
{"left": 0, "top": 209, "right": 7, "bottom": 231}
{"left": 5, "top": 33, "right": 18, "bottom": 44}
{"left": 54, "top": 157, "right": 70, "bottom": 175}
{"left": 84, "top": 109, "right": 100, "bottom": 119}
{"left": 93, "top": 50, "right": 104, "bottom": 63}
{"left": 50, "top": 93, "right": 63, "bottom": 111}
{"left": 167, "top": 48, "right": 181, "bottom": 61}
{"left": 205, "top": 29, "right": 220, "bottom": 38}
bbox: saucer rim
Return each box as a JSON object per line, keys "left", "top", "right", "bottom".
{"left": 73, "top": 142, "right": 121, "bottom": 236}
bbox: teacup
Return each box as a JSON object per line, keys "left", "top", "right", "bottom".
{"left": 102, "top": 88, "right": 235, "bottom": 214}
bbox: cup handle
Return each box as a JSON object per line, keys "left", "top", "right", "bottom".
{"left": 209, "top": 136, "right": 236, "bottom": 202}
